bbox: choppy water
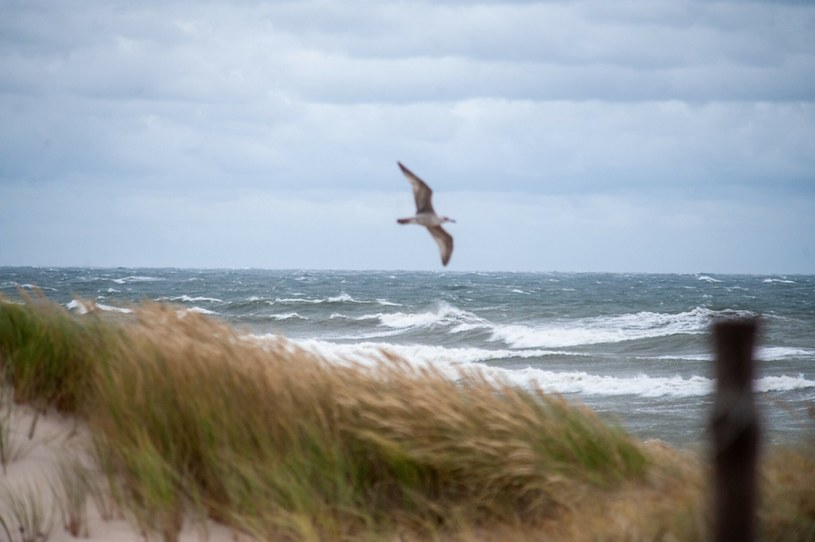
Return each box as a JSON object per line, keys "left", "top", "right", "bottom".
{"left": 2, "top": 267, "right": 813, "bottom": 446}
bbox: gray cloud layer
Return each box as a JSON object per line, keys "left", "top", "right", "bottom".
{"left": 1, "top": 0, "right": 814, "bottom": 271}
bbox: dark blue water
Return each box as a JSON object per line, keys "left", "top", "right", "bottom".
{"left": 2, "top": 267, "right": 813, "bottom": 446}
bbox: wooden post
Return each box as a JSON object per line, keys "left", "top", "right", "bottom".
{"left": 711, "top": 318, "right": 760, "bottom": 542}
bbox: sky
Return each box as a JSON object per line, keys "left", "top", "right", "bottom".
{"left": 1, "top": 0, "right": 814, "bottom": 274}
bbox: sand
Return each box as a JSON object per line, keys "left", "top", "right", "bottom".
{"left": 0, "top": 399, "right": 243, "bottom": 542}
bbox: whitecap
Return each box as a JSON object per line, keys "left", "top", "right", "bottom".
{"left": 17, "top": 283, "right": 57, "bottom": 291}
{"left": 697, "top": 275, "right": 723, "bottom": 283}
{"left": 328, "top": 292, "right": 357, "bottom": 303}
{"left": 368, "top": 302, "right": 490, "bottom": 332}
{"left": 248, "top": 336, "right": 815, "bottom": 398}
{"left": 66, "top": 299, "right": 91, "bottom": 315}
{"left": 112, "top": 276, "right": 162, "bottom": 284}
{"left": 758, "top": 346, "right": 815, "bottom": 361}
{"left": 187, "top": 306, "right": 217, "bottom": 315}
{"left": 67, "top": 299, "right": 132, "bottom": 314}
{"left": 97, "top": 303, "right": 133, "bottom": 314}
{"left": 268, "top": 337, "right": 587, "bottom": 368}
{"left": 158, "top": 295, "right": 224, "bottom": 303}
{"left": 490, "top": 307, "right": 735, "bottom": 349}
{"left": 755, "top": 374, "right": 815, "bottom": 393}
{"left": 274, "top": 292, "right": 361, "bottom": 305}
{"left": 762, "top": 278, "right": 796, "bottom": 285}
{"left": 268, "top": 312, "right": 307, "bottom": 321}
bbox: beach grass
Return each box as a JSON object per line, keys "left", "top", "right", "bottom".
{"left": 0, "top": 480, "right": 53, "bottom": 542}
{"left": 0, "top": 295, "right": 813, "bottom": 540}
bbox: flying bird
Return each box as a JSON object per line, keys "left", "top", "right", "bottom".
{"left": 396, "top": 161, "right": 455, "bottom": 266}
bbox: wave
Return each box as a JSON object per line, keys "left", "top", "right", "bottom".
{"left": 268, "top": 312, "right": 308, "bottom": 321}
{"left": 271, "top": 292, "right": 385, "bottom": 306}
{"left": 510, "top": 370, "right": 815, "bottom": 398}
{"left": 111, "top": 275, "right": 163, "bottom": 284}
{"left": 67, "top": 300, "right": 132, "bottom": 315}
{"left": 759, "top": 346, "right": 815, "bottom": 361}
{"left": 186, "top": 306, "right": 218, "bottom": 315}
{"left": 252, "top": 335, "right": 815, "bottom": 398}
{"left": 354, "top": 304, "right": 755, "bottom": 349}
{"left": 641, "top": 346, "right": 815, "bottom": 363}
{"left": 279, "top": 338, "right": 585, "bottom": 366}
{"left": 763, "top": 278, "right": 796, "bottom": 284}
{"left": 363, "top": 302, "right": 489, "bottom": 331}
{"left": 697, "top": 275, "right": 723, "bottom": 283}
{"left": 158, "top": 295, "right": 224, "bottom": 303}
{"left": 5, "top": 283, "right": 58, "bottom": 291}
{"left": 68, "top": 299, "right": 217, "bottom": 317}
{"left": 490, "top": 307, "right": 749, "bottom": 349}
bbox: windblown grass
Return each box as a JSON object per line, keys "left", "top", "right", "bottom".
{"left": 0, "top": 387, "right": 35, "bottom": 474}
{"left": 0, "top": 481, "right": 53, "bottom": 542}
{"left": 88, "top": 303, "right": 647, "bottom": 540}
{"left": 0, "top": 293, "right": 106, "bottom": 414}
{"left": 50, "top": 454, "right": 92, "bottom": 538}
{"left": 0, "top": 295, "right": 813, "bottom": 541}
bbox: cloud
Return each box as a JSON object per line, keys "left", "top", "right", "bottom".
{"left": 0, "top": 0, "right": 813, "bottom": 271}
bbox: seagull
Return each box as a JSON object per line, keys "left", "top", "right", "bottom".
{"left": 396, "top": 161, "right": 455, "bottom": 266}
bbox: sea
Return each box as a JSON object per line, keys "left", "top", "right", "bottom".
{"left": 2, "top": 267, "right": 814, "bottom": 447}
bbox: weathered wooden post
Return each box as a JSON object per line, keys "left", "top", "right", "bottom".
{"left": 711, "top": 318, "right": 760, "bottom": 542}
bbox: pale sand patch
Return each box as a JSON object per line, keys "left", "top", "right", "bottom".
{"left": 0, "top": 399, "right": 248, "bottom": 542}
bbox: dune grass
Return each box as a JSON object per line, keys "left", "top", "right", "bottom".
{"left": 0, "top": 295, "right": 813, "bottom": 541}
{"left": 0, "top": 480, "right": 53, "bottom": 542}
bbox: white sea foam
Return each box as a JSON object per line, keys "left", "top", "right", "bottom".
{"left": 758, "top": 346, "right": 815, "bottom": 361}
{"left": 755, "top": 375, "right": 815, "bottom": 393}
{"left": 253, "top": 336, "right": 815, "bottom": 398}
{"left": 17, "top": 283, "right": 58, "bottom": 291}
{"left": 268, "top": 312, "right": 307, "bottom": 321}
{"left": 490, "top": 307, "right": 735, "bottom": 349}
{"left": 662, "top": 346, "right": 815, "bottom": 362}
{"left": 367, "top": 302, "right": 490, "bottom": 332}
{"left": 517, "top": 371, "right": 714, "bottom": 397}
{"left": 653, "top": 353, "right": 712, "bottom": 362}
{"left": 112, "top": 275, "right": 163, "bottom": 284}
{"left": 328, "top": 292, "right": 356, "bottom": 303}
{"left": 697, "top": 275, "right": 723, "bottom": 283}
{"left": 267, "top": 337, "right": 586, "bottom": 368}
{"left": 67, "top": 300, "right": 132, "bottom": 314}
{"left": 763, "top": 278, "right": 796, "bottom": 284}
{"left": 98, "top": 303, "right": 132, "bottom": 314}
{"left": 66, "top": 300, "right": 91, "bottom": 315}
{"left": 356, "top": 304, "right": 753, "bottom": 349}
{"left": 175, "top": 306, "right": 218, "bottom": 317}
{"left": 159, "top": 295, "right": 224, "bottom": 303}
{"left": 274, "top": 292, "right": 362, "bottom": 305}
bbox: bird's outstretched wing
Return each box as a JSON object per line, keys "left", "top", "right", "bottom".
{"left": 427, "top": 225, "right": 453, "bottom": 266}
{"left": 398, "top": 161, "right": 435, "bottom": 214}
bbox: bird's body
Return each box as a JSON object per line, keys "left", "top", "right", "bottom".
{"left": 396, "top": 162, "right": 455, "bottom": 266}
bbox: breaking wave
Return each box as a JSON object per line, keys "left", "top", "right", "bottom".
{"left": 353, "top": 304, "right": 753, "bottom": 349}
{"left": 255, "top": 336, "right": 815, "bottom": 399}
